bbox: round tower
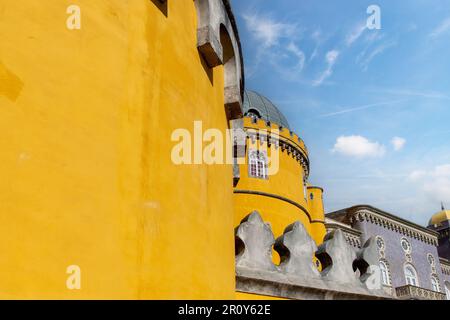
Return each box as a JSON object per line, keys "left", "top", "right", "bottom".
{"left": 233, "top": 90, "right": 326, "bottom": 245}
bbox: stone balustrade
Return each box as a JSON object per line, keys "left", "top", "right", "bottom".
{"left": 395, "top": 285, "right": 446, "bottom": 300}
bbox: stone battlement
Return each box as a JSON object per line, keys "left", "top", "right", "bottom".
{"left": 234, "top": 211, "right": 393, "bottom": 300}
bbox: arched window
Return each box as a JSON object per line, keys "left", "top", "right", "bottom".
{"left": 303, "top": 180, "right": 307, "bottom": 200}
{"left": 246, "top": 109, "right": 261, "bottom": 123}
{"left": 379, "top": 260, "right": 391, "bottom": 286}
{"left": 445, "top": 282, "right": 450, "bottom": 300}
{"left": 404, "top": 264, "right": 419, "bottom": 287}
{"left": 248, "top": 150, "right": 268, "bottom": 179}
{"left": 430, "top": 275, "right": 440, "bottom": 292}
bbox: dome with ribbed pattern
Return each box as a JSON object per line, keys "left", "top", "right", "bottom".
{"left": 243, "top": 90, "right": 290, "bottom": 130}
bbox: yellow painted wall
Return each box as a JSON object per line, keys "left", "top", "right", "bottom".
{"left": 307, "top": 187, "right": 326, "bottom": 245}
{"left": 0, "top": 0, "right": 235, "bottom": 299}
{"left": 234, "top": 118, "right": 311, "bottom": 240}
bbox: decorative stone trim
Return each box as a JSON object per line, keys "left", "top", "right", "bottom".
{"left": 376, "top": 236, "right": 385, "bottom": 251}
{"left": 440, "top": 258, "right": 450, "bottom": 276}
{"left": 244, "top": 127, "right": 310, "bottom": 179}
{"left": 349, "top": 208, "right": 439, "bottom": 246}
{"left": 405, "top": 253, "right": 413, "bottom": 263}
{"left": 427, "top": 253, "right": 436, "bottom": 267}
{"left": 325, "top": 222, "right": 362, "bottom": 249}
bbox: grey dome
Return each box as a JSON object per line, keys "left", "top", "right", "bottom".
{"left": 243, "top": 90, "right": 290, "bottom": 130}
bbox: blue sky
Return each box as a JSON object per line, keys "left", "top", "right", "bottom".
{"left": 230, "top": 0, "right": 450, "bottom": 225}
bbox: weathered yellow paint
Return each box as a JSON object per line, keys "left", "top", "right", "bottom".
{"left": 0, "top": 61, "right": 24, "bottom": 102}
{"left": 0, "top": 0, "right": 236, "bottom": 299}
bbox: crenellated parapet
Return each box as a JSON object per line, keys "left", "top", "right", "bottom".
{"left": 243, "top": 117, "right": 310, "bottom": 178}
{"left": 235, "top": 211, "right": 393, "bottom": 300}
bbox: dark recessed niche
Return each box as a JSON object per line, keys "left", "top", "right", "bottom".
{"left": 151, "top": 0, "right": 168, "bottom": 17}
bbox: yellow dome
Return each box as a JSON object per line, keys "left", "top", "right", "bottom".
{"left": 429, "top": 210, "right": 450, "bottom": 226}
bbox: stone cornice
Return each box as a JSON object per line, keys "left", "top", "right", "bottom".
{"left": 440, "top": 258, "right": 450, "bottom": 276}
{"left": 326, "top": 222, "right": 362, "bottom": 237}
{"left": 345, "top": 206, "right": 439, "bottom": 246}
{"left": 325, "top": 221, "right": 362, "bottom": 249}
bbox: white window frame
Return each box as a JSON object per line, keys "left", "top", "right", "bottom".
{"left": 404, "top": 263, "right": 419, "bottom": 287}
{"left": 430, "top": 275, "right": 440, "bottom": 293}
{"left": 379, "top": 260, "right": 391, "bottom": 286}
{"left": 248, "top": 150, "right": 268, "bottom": 180}
{"left": 303, "top": 180, "right": 307, "bottom": 200}
{"left": 445, "top": 282, "right": 450, "bottom": 300}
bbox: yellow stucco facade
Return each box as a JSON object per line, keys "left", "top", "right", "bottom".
{"left": 0, "top": 0, "right": 240, "bottom": 299}
{"left": 233, "top": 117, "right": 326, "bottom": 247}
{"left": 0, "top": 0, "right": 325, "bottom": 300}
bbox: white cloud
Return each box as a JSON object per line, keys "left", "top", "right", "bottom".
{"left": 287, "top": 42, "right": 306, "bottom": 71}
{"left": 410, "top": 164, "right": 450, "bottom": 203}
{"left": 429, "top": 17, "right": 450, "bottom": 38}
{"left": 241, "top": 12, "right": 304, "bottom": 80}
{"left": 319, "top": 99, "right": 405, "bottom": 118}
{"left": 364, "top": 31, "right": 383, "bottom": 44}
{"left": 311, "top": 29, "right": 322, "bottom": 43}
{"left": 370, "top": 88, "right": 450, "bottom": 100}
{"left": 391, "top": 137, "right": 406, "bottom": 151}
{"left": 310, "top": 47, "right": 318, "bottom": 62}
{"left": 242, "top": 13, "right": 296, "bottom": 48}
{"left": 309, "top": 29, "right": 325, "bottom": 61}
{"left": 346, "top": 23, "right": 366, "bottom": 46}
{"left": 433, "top": 165, "right": 450, "bottom": 177}
{"left": 408, "top": 170, "right": 426, "bottom": 182}
{"left": 313, "top": 50, "right": 339, "bottom": 86}
{"left": 326, "top": 50, "right": 339, "bottom": 64}
{"left": 358, "top": 41, "right": 396, "bottom": 71}
{"left": 332, "top": 135, "right": 386, "bottom": 158}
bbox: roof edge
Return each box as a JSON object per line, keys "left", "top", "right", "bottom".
{"left": 327, "top": 204, "right": 440, "bottom": 238}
